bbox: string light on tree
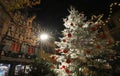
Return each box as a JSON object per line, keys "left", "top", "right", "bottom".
{"left": 104, "top": 2, "right": 120, "bottom": 24}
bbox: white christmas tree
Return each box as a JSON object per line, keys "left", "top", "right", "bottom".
{"left": 51, "top": 7, "right": 115, "bottom": 76}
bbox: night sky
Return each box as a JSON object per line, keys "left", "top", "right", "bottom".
{"left": 29, "top": 0, "right": 119, "bottom": 38}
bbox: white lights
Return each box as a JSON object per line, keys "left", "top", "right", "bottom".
{"left": 103, "top": 2, "right": 120, "bottom": 25}
{"left": 40, "top": 33, "right": 49, "bottom": 41}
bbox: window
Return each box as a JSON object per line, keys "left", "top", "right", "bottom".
{"left": 0, "top": 63, "right": 11, "bottom": 76}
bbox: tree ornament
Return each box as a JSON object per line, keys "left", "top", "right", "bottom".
{"left": 52, "top": 55, "right": 56, "bottom": 60}
{"left": 68, "top": 33, "right": 72, "bottom": 38}
{"left": 57, "top": 48, "right": 61, "bottom": 53}
{"left": 63, "top": 39, "right": 66, "bottom": 42}
{"left": 65, "top": 69, "right": 70, "bottom": 74}
{"left": 66, "top": 59, "right": 71, "bottom": 63}
{"left": 92, "top": 23, "right": 100, "bottom": 31}
{"left": 63, "top": 49, "right": 68, "bottom": 53}
{"left": 62, "top": 65, "right": 66, "bottom": 69}
{"left": 70, "top": 23, "right": 74, "bottom": 26}
{"left": 86, "top": 50, "right": 90, "bottom": 55}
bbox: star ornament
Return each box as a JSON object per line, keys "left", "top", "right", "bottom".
{"left": 91, "top": 14, "right": 104, "bottom": 22}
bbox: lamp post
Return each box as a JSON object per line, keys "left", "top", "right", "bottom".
{"left": 38, "top": 33, "right": 49, "bottom": 58}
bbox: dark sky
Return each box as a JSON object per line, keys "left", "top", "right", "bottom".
{"left": 30, "top": 0, "right": 119, "bottom": 37}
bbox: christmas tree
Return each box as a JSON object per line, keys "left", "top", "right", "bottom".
{"left": 51, "top": 7, "right": 115, "bottom": 76}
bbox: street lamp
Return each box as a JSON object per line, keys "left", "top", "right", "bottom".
{"left": 40, "top": 33, "right": 49, "bottom": 41}
{"left": 38, "top": 33, "right": 49, "bottom": 58}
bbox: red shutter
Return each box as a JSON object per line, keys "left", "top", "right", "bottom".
{"left": 28, "top": 46, "right": 34, "bottom": 55}
{"left": 28, "top": 46, "right": 31, "bottom": 55}
{"left": 10, "top": 42, "right": 15, "bottom": 52}
{"left": 31, "top": 47, "right": 34, "bottom": 54}
{"left": 15, "top": 43, "right": 20, "bottom": 53}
